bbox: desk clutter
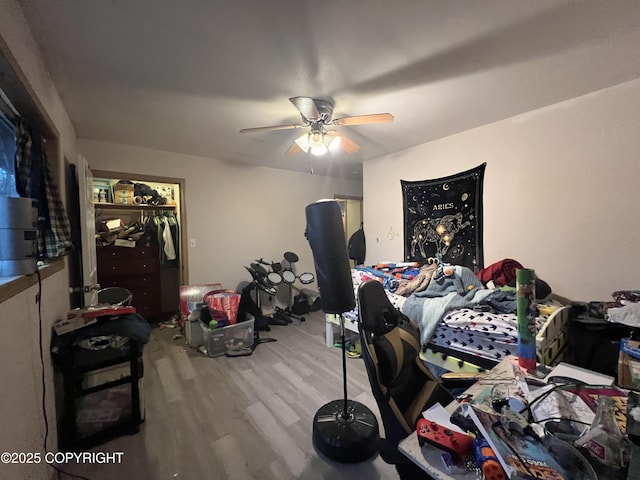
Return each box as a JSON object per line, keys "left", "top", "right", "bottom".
{"left": 414, "top": 357, "right": 640, "bottom": 479}
{"left": 619, "top": 338, "right": 640, "bottom": 390}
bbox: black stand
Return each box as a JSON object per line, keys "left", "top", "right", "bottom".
{"left": 283, "top": 252, "right": 306, "bottom": 322}
{"left": 251, "top": 281, "right": 277, "bottom": 346}
{"left": 228, "top": 283, "right": 276, "bottom": 357}
{"left": 312, "top": 314, "right": 379, "bottom": 462}
{"left": 55, "top": 337, "right": 143, "bottom": 451}
{"left": 252, "top": 282, "right": 277, "bottom": 349}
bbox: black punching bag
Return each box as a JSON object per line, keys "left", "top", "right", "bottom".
{"left": 306, "top": 200, "right": 379, "bottom": 463}
{"left": 305, "top": 200, "right": 355, "bottom": 314}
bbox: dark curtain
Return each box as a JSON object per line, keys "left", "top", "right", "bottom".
{"left": 401, "top": 163, "right": 486, "bottom": 271}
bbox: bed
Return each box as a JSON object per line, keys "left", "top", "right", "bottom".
{"left": 326, "top": 264, "right": 572, "bottom": 373}
{"left": 421, "top": 297, "right": 571, "bottom": 372}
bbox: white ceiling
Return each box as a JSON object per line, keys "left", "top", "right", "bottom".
{"left": 19, "top": 0, "right": 640, "bottom": 178}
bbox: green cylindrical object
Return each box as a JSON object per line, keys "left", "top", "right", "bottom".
{"left": 516, "top": 268, "right": 536, "bottom": 370}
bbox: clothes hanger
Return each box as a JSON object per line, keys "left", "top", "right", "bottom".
{"left": 151, "top": 210, "right": 162, "bottom": 225}
{"left": 165, "top": 210, "right": 177, "bottom": 226}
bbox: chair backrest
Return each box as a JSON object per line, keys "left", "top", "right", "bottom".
{"left": 357, "top": 279, "right": 453, "bottom": 449}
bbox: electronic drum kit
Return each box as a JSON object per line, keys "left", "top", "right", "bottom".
{"left": 247, "top": 251, "right": 315, "bottom": 296}
{"left": 244, "top": 251, "right": 315, "bottom": 324}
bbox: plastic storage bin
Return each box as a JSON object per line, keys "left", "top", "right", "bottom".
{"left": 185, "top": 312, "right": 205, "bottom": 348}
{"left": 200, "top": 317, "right": 254, "bottom": 357}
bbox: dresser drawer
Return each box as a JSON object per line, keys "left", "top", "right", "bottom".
{"left": 135, "top": 303, "right": 161, "bottom": 321}
{"left": 95, "top": 243, "right": 163, "bottom": 321}
{"left": 97, "top": 245, "right": 159, "bottom": 261}
{"left": 129, "top": 286, "right": 161, "bottom": 307}
{"left": 130, "top": 286, "right": 162, "bottom": 320}
{"left": 99, "top": 275, "right": 159, "bottom": 290}
{"left": 98, "top": 257, "right": 160, "bottom": 278}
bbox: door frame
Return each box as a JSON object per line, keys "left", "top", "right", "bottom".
{"left": 91, "top": 170, "right": 189, "bottom": 286}
{"left": 334, "top": 194, "right": 363, "bottom": 243}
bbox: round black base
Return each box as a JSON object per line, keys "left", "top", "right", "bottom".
{"left": 312, "top": 399, "right": 379, "bottom": 463}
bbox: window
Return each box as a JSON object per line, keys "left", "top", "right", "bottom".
{"left": 0, "top": 82, "right": 72, "bottom": 264}
{"left": 0, "top": 105, "right": 19, "bottom": 197}
{"left": 0, "top": 52, "right": 67, "bottom": 292}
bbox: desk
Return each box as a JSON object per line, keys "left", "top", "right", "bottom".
{"left": 397, "top": 357, "right": 522, "bottom": 479}
{"left": 398, "top": 357, "right": 633, "bottom": 480}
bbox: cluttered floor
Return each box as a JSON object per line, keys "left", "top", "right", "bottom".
{"left": 62, "top": 310, "right": 399, "bottom": 480}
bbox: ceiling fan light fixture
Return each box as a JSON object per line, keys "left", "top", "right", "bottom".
{"left": 294, "top": 132, "right": 311, "bottom": 152}
{"left": 242, "top": 96, "right": 393, "bottom": 157}
{"left": 310, "top": 130, "right": 323, "bottom": 145}
{"left": 309, "top": 130, "right": 329, "bottom": 156}
{"left": 291, "top": 129, "right": 332, "bottom": 156}
{"left": 310, "top": 142, "right": 329, "bottom": 156}
{"left": 326, "top": 132, "right": 341, "bottom": 152}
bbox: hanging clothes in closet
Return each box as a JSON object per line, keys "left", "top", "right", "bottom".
{"left": 163, "top": 211, "right": 179, "bottom": 265}
{"left": 143, "top": 210, "right": 180, "bottom": 266}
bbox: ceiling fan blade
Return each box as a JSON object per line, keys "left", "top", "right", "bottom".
{"left": 286, "top": 142, "right": 303, "bottom": 155}
{"left": 334, "top": 131, "right": 360, "bottom": 154}
{"left": 332, "top": 113, "right": 394, "bottom": 126}
{"left": 289, "top": 96, "right": 320, "bottom": 120}
{"left": 239, "top": 124, "right": 302, "bottom": 134}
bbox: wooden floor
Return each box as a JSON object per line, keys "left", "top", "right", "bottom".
{"left": 66, "top": 311, "right": 400, "bottom": 480}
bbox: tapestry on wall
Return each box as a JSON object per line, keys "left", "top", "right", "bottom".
{"left": 401, "top": 163, "right": 486, "bottom": 271}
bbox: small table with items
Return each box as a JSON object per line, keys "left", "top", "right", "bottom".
{"left": 398, "top": 356, "right": 639, "bottom": 480}
{"left": 52, "top": 305, "right": 151, "bottom": 451}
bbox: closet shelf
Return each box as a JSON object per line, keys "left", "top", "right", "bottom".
{"left": 94, "top": 203, "right": 176, "bottom": 210}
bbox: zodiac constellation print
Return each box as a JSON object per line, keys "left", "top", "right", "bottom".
{"left": 448, "top": 244, "right": 465, "bottom": 259}
{"left": 410, "top": 212, "right": 471, "bottom": 259}
{"left": 402, "top": 163, "right": 486, "bottom": 268}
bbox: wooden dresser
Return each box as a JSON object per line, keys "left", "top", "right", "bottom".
{"left": 97, "top": 245, "right": 161, "bottom": 321}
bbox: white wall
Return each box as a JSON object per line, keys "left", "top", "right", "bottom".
{"left": 1, "top": 1, "right": 76, "bottom": 479}
{"left": 0, "top": 274, "right": 70, "bottom": 480}
{"left": 364, "top": 78, "right": 640, "bottom": 302}
{"left": 78, "top": 140, "right": 362, "bottom": 297}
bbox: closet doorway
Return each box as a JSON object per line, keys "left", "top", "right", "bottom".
{"left": 91, "top": 169, "right": 188, "bottom": 321}
{"left": 334, "top": 195, "right": 363, "bottom": 263}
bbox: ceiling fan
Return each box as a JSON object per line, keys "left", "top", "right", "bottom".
{"left": 239, "top": 96, "right": 394, "bottom": 156}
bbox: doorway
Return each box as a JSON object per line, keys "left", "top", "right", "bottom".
{"left": 334, "top": 195, "right": 363, "bottom": 266}
{"left": 87, "top": 169, "right": 188, "bottom": 320}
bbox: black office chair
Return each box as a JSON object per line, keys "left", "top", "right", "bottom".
{"left": 357, "top": 279, "right": 453, "bottom": 479}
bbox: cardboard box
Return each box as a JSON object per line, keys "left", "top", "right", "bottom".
{"left": 179, "top": 283, "right": 221, "bottom": 320}
{"left": 114, "top": 189, "right": 134, "bottom": 205}
{"left": 618, "top": 349, "right": 640, "bottom": 390}
{"left": 82, "top": 359, "right": 143, "bottom": 389}
{"left": 105, "top": 218, "right": 124, "bottom": 232}
{"left": 55, "top": 305, "right": 136, "bottom": 335}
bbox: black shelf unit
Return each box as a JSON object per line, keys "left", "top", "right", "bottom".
{"left": 54, "top": 339, "right": 144, "bottom": 452}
